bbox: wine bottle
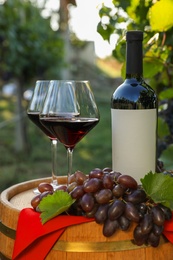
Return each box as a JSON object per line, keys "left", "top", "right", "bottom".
{"left": 111, "top": 30, "right": 157, "bottom": 183}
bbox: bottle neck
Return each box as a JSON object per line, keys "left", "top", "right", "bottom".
{"left": 126, "top": 39, "right": 143, "bottom": 79}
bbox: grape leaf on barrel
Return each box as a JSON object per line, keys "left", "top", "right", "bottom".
{"left": 39, "top": 190, "right": 75, "bottom": 224}
{"left": 141, "top": 172, "right": 173, "bottom": 210}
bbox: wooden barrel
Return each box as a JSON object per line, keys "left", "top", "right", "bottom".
{"left": 1, "top": 176, "right": 173, "bottom": 260}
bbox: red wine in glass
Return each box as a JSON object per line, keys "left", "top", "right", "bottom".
{"left": 40, "top": 116, "right": 99, "bottom": 149}
{"left": 27, "top": 80, "right": 58, "bottom": 188}
{"left": 40, "top": 80, "right": 100, "bottom": 184}
{"left": 27, "top": 112, "right": 56, "bottom": 140}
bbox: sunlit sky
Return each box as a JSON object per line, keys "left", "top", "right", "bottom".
{"left": 37, "top": 0, "right": 116, "bottom": 58}
{"left": 70, "top": 0, "right": 117, "bottom": 58}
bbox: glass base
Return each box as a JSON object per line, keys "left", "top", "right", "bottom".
{"left": 51, "top": 179, "right": 58, "bottom": 190}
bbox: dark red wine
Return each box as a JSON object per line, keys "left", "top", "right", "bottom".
{"left": 40, "top": 117, "right": 99, "bottom": 149}
{"left": 27, "top": 112, "right": 56, "bottom": 140}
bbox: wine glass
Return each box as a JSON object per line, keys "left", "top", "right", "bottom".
{"left": 39, "top": 80, "right": 100, "bottom": 184}
{"left": 27, "top": 80, "right": 59, "bottom": 188}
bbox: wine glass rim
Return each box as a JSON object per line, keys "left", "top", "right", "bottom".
{"left": 36, "top": 80, "right": 50, "bottom": 83}
{"left": 50, "top": 80, "right": 90, "bottom": 83}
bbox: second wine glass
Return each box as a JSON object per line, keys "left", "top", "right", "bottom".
{"left": 40, "top": 80, "right": 100, "bottom": 184}
{"left": 27, "top": 80, "right": 59, "bottom": 187}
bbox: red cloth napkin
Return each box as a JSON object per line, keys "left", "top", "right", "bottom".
{"left": 12, "top": 208, "right": 94, "bottom": 260}
{"left": 12, "top": 209, "right": 173, "bottom": 260}
{"left": 163, "top": 212, "right": 173, "bottom": 244}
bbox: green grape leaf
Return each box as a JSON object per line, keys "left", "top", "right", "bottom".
{"left": 141, "top": 172, "right": 173, "bottom": 210}
{"left": 149, "top": 0, "right": 173, "bottom": 32}
{"left": 39, "top": 190, "right": 75, "bottom": 224}
{"left": 97, "top": 22, "right": 111, "bottom": 41}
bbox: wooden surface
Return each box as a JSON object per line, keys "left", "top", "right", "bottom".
{"left": 0, "top": 176, "right": 173, "bottom": 260}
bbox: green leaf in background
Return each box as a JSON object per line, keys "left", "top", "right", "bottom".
{"left": 97, "top": 22, "right": 110, "bottom": 41}
{"left": 143, "top": 57, "right": 163, "bottom": 78}
{"left": 157, "top": 117, "right": 170, "bottom": 140}
{"left": 126, "top": 0, "right": 140, "bottom": 22}
{"left": 141, "top": 172, "right": 173, "bottom": 210}
{"left": 121, "top": 62, "right": 126, "bottom": 79}
{"left": 159, "top": 88, "right": 173, "bottom": 100}
{"left": 159, "top": 144, "right": 173, "bottom": 170}
{"left": 149, "top": 0, "right": 173, "bottom": 32}
{"left": 39, "top": 191, "right": 75, "bottom": 224}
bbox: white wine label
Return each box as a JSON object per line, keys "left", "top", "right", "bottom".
{"left": 111, "top": 109, "right": 157, "bottom": 184}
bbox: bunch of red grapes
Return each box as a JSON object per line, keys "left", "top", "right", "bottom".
{"left": 31, "top": 167, "right": 172, "bottom": 248}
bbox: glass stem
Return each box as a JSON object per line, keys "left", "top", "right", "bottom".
{"left": 51, "top": 139, "right": 58, "bottom": 186}
{"left": 67, "top": 147, "right": 73, "bottom": 184}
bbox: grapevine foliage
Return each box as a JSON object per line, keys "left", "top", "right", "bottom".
{"left": 141, "top": 172, "right": 173, "bottom": 210}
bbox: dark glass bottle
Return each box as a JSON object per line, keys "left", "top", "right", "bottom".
{"left": 111, "top": 30, "right": 157, "bottom": 183}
